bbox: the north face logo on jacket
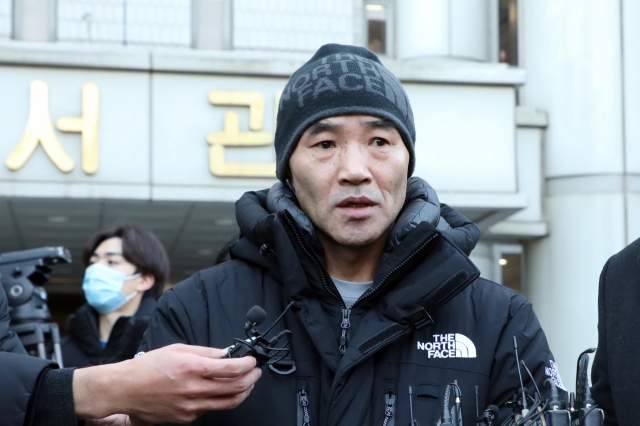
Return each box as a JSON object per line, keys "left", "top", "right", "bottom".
{"left": 417, "top": 333, "right": 477, "bottom": 358}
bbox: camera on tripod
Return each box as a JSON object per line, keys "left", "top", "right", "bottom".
{"left": 0, "top": 246, "right": 71, "bottom": 366}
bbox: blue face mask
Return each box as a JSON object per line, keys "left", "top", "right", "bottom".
{"left": 82, "top": 263, "right": 141, "bottom": 315}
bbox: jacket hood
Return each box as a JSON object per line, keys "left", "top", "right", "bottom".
{"left": 234, "top": 176, "right": 479, "bottom": 263}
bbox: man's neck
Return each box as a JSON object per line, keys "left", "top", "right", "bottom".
{"left": 318, "top": 230, "right": 390, "bottom": 282}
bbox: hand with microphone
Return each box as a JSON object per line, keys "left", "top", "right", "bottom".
{"left": 224, "top": 303, "right": 294, "bottom": 368}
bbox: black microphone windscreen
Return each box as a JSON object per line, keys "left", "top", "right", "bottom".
{"left": 246, "top": 305, "right": 267, "bottom": 325}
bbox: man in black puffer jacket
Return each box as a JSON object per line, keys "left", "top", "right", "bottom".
{"left": 139, "top": 43, "right": 566, "bottom": 426}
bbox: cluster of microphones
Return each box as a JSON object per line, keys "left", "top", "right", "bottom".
{"left": 225, "top": 305, "right": 605, "bottom": 426}
{"left": 444, "top": 340, "right": 604, "bottom": 426}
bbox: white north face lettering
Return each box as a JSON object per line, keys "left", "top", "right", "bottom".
{"left": 417, "top": 333, "right": 477, "bottom": 359}
{"left": 545, "top": 360, "right": 567, "bottom": 391}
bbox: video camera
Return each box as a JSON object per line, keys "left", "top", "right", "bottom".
{"left": 0, "top": 246, "right": 71, "bottom": 366}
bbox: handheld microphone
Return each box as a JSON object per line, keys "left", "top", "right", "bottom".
{"left": 441, "top": 382, "right": 462, "bottom": 426}
{"left": 409, "top": 386, "right": 417, "bottom": 426}
{"left": 572, "top": 349, "right": 604, "bottom": 426}
{"left": 513, "top": 337, "right": 529, "bottom": 420}
{"left": 224, "top": 302, "right": 294, "bottom": 367}
{"left": 542, "top": 379, "right": 571, "bottom": 426}
{"left": 441, "top": 384, "right": 454, "bottom": 426}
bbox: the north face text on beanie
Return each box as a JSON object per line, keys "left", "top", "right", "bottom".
{"left": 274, "top": 43, "right": 416, "bottom": 181}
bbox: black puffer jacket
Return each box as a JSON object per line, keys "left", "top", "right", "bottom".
{"left": 140, "top": 177, "right": 564, "bottom": 426}
{"left": 62, "top": 295, "right": 156, "bottom": 367}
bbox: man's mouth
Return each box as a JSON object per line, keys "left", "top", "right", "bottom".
{"left": 337, "top": 196, "right": 376, "bottom": 208}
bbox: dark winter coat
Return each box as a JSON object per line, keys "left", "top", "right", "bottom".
{"left": 61, "top": 294, "right": 156, "bottom": 367}
{"left": 592, "top": 237, "right": 640, "bottom": 426}
{"left": 140, "top": 177, "right": 564, "bottom": 426}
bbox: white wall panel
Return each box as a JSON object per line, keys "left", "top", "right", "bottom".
{"left": 409, "top": 84, "right": 517, "bottom": 192}
{"left": 623, "top": 0, "right": 640, "bottom": 174}
{"left": 469, "top": 242, "right": 494, "bottom": 281}
{"left": 0, "top": 0, "right": 11, "bottom": 39}
{"left": 519, "top": 0, "right": 624, "bottom": 177}
{"left": 626, "top": 193, "right": 640, "bottom": 245}
{"left": 508, "top": 127, "right": 543, "bottom": 221}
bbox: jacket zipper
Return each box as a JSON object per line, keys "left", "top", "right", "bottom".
{"left": 339, "top": 308, "right": 351, "bottom": 355}
{"left": 284, "top": 215, "right": 349, "bottom": 354}
{"left": 285, "top": 215, "right": 438, "bottom": 358}
{"left": 323, "top": 234, "right": 440, "bottom": 426}
{"left": 298, "top": 389, "right": 311, "bottom": 426}
{"left": 383, "top": 391, "right": 396, "bottom": 426}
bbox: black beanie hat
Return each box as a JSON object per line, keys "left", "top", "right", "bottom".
{"left": 275, "top": 43, "right": 416, "bottom": 181}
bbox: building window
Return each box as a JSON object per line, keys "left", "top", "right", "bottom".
{"left": 57, "top": 0, "right": 191, "bottom": 47}
{"left": 499, "top": 0, "right": 517, "bottom": 65}
{"left": 500, "top": 253, "right": 522, "bottom": 292}
{"left": 365, "top": 2, "right": 392, "bottom": 56}
{"left": 493, "top": 244, "right": 523, "bottom": 293}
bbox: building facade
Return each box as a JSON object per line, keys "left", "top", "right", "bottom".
{"left": 0, "top": 0, "right": 636, "bottom": 391}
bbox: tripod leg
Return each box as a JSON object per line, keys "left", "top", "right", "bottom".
{"left": 37, "top": 342, "right": 46, "bottom": 359}
{"left": 51, "top": 323, "right": 64, "bottom": 368}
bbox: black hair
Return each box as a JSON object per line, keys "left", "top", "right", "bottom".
{"left": 82, "top": 225, "right": 170, "bottom": 299}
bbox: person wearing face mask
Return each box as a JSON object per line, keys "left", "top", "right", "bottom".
{"left": 61, "top": 225, "right": 169, "bottom": 368}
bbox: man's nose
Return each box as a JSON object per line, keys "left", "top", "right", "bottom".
{"left": 337, "top": 143, "right": 372, "bottom": 185}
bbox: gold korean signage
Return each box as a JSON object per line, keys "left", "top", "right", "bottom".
{"left": 207, "top": 90, "right": 280, "bottom": 178}
{"left": 5, "top": 80, "right": 280, "bottom": 178}
{"left": 6, "top": 80, "right": 100, "bottom": 174}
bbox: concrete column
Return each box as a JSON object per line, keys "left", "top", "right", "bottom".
{"left": 519, "top": 0, "right": 640, "bottom": 390}
{"left": 192, "top": 0, "right": 231, "bottom": 50}
{"left": 469, "top": 242, "right": 494, "bottom": 282}
{"left": 13, "top": 0, "right": 56, "bottom": 42}
{"left": 395, "top": 0, "right": 491, "bottom": 61}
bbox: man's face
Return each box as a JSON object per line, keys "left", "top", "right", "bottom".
{"left": 289, "top": 115, "right": 410, "bottom": 247}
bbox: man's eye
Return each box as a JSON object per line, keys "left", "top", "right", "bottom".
{"left": 373, "top": 138, "right": 389, "bottom": 147}
{"left": 108, "top": 260, "right": 119, "bottom": 265}
{"left": 319, "top": 141, "right": 333, "bottom": 149}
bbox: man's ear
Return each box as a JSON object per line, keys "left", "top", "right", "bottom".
{"left": 135, "top": 275, "right": 155, "bottom": 293}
